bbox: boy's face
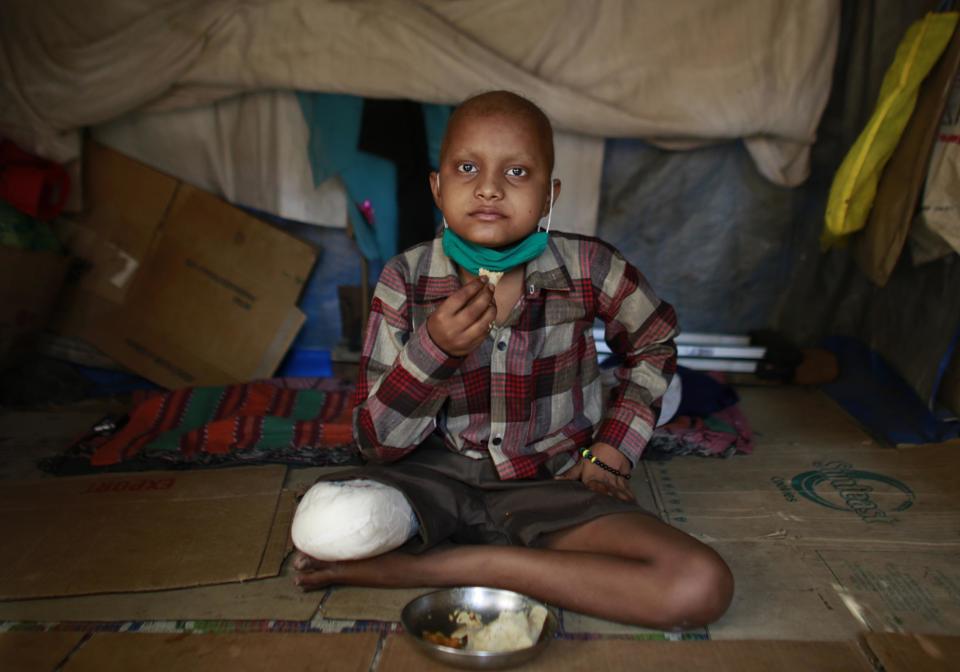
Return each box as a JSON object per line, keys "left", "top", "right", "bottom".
{"left": 430, "top": 112, "right": 557, "bottom": 249}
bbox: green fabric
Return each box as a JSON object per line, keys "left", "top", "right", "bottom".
{"left": 0, "top": 201, "right": 61, "bottom": 251}
{"left": 145, "top": 387, "right": 332, "bottom": 455}
{"left": 442, "top": 227, "right": 548, "bottom": 275}
{"left": 823, "top": 12, "right": 959, "bottom": 248}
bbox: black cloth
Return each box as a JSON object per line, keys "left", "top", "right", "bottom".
{"left": 358, "top": 99, "right": 437, "bottom": 252}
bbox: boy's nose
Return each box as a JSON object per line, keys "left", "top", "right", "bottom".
{"left": 475, "top": 175, "right": 503, "bottom": 200}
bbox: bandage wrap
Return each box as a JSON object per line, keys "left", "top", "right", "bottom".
{"left": 291, "top": 480, "right": 418, "bottom": 561}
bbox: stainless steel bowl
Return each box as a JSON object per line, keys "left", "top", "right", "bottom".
{"left": 401, "top": 587, "right": 559, "bottom": 670}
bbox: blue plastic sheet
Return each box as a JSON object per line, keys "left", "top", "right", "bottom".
{"left": 819, "top": 335, "right": 960, "bottom": 445}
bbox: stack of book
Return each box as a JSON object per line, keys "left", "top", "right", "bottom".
{"left": 592, "top": 328, "right": 767, "bottom": 373}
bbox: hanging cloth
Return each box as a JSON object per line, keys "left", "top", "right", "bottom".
{"left": 822, "top": 12, "right": 958, "bottom": 249}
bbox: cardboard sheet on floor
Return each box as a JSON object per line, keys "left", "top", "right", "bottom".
{"left": 646, "top": 443, "right": 960, "bottom": 549}
{"left": 0, "top": 631, "right": 85, "bottom": 672}
{"left": 0, "top": 571, "right": 319, "bottom": 622}
{"left": 817, "top": 549, "right": 960, "bottom": 635}
{"left": 736, "top": 386, "right": 877, "bottom": 449}
{"left": 321, "top": 586, "right": 432, "bottom": 622}
{"left": 862, "top": 633, "right": 960, "bottom": 672}
{"left": 706, "top": 542, "right": 865, "bottom": 641}
{"left": 645, "top": 387, "right": 960, "bottom": 641}
{"left": 559, "top": 611, "right": 681, "bottom": 637}
{"left": 378, "top": 635, "right": 873, "bottom": 671}
{"left": 61, "top": 632, "right": 378, "bottom": 672}
{"left": 0, "top": 493, "right": 319, "bottom": 622}
{"left": 0, "top": 466, "right": 290, "bottom": 600}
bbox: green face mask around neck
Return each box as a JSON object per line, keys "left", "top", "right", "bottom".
{"left": 437, "top": 173, "right": 555, "bottom": 276}
{"left": 442, "top": 227, "right": 548, "bottom": 276}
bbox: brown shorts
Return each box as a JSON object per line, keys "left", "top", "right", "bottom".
{"left": 318, "top": 436, "right": 656, "bottom": 553}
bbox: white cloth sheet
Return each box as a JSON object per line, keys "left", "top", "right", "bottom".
{"left": 0, "top": 0, "right": 839, "bottom": 187}
{"left": 93, "top": 94, "right": 601, "bottom": 234}
{"left": 93, "top": 91, "right": 349, "bottom": 228}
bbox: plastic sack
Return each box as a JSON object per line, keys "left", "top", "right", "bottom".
{"left": 823, "top": 12, "right": 958, "bottom": 248}
{"left": 915, "top": 69, "right": 960, "bottom": 262}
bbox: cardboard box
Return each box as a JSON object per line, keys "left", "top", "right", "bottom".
{"left": 54, "top": 142, "right": 317, "bottom": 388}
{"left": 0, "top": 465, "right": 290, "bottom": 600}
{"left": 0, "top": 246, "right": 70, "bottom": 366}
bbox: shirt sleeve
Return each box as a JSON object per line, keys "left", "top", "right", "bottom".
{"left": 352, "top": 259, "right": 463, "bottom": 462}
{"left": 591, "top": 247, "right": 678, "bottom": 466}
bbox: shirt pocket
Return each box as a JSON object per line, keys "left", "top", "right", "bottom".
{"left": 536, "top": 297, "right": 587, "bottom": 358}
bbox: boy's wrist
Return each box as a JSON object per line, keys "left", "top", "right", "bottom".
{"left": 589, "top": 442, "right": 630, "bottom": 472}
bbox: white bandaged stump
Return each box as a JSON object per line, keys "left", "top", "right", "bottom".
{"left": 291, "top": 480, "right": 419, "bottom": 560}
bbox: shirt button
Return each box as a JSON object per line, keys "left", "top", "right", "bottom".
{"left": 527, "top": 284, "right": 536, "bottom": 294}
{"left": 491, "top": 436, "right": 502, "bottom": 446}
{"left": 497, "top": 341, "right": 507, "bottom": 351}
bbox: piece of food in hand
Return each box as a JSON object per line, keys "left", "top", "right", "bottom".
{"left": 422, "top": 630, "right": 467, "bottom": 649}
{"left": 477, "top": 268, "right": 504, "bottom": 286}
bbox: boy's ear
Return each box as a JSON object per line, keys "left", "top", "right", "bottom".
{"left": 429, "top": 171, "right": 442, "bottom": 208}
{"left": 541, "top": 178, "right": 561, "bottom": 217}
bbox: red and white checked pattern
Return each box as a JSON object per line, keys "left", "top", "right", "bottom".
{"left": 353, "top": 232, "right": 677, "bottom": 480}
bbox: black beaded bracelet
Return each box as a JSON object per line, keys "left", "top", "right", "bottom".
{"left": 580, "top": 447, "right": 631, "bottom": 480}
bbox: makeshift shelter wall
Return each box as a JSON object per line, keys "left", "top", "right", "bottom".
{"left": 774, "top": 0, "right": 960, "bottom": 407}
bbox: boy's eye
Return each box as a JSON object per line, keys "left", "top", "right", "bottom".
{"left": 457, "top": 162, "right": 478, "bottom": 174}
{"left": 506, "top": 167, "right": 527, "bottom": 178}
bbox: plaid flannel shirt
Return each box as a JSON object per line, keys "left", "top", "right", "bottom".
{"left": 353, "top": 232, "right": 678, "bottom": 480}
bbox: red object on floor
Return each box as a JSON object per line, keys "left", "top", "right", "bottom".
{"left": 0, "top": 139, "right": 70, "bottom": 220}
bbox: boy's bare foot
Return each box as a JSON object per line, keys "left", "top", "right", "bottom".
{"left": 292, "top": 551, "right": 342, "bottom": 590}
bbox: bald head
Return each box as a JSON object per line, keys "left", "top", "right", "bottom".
{"left": 441, "top": 91, "right": 555, "bottom": 172}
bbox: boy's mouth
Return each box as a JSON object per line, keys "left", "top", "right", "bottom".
{"left": 469, "top": 207, "right": 505, "bottom": 221}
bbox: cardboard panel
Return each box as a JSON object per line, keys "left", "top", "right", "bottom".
{"left": 707, "top": 543, "right": 864, "bottom": 641}
{"left": 62, "top": 632, "right": 379, "bottom": 672}
{"left": 560, "top": 611, "right": 689, "bottom": 637}
{"left": 106, "top": 184, "right": 312, "bottom": 385}
{"left": 379, "top": 634, "right": 873, "bottom": 671}
{"left": 736, "top": 387, "right": 875, "bottom": 448}
{"left": 862, "top": 633, "right": 960, "bottom": 672}
{"left": 257, "top": 489, "right": 297, "bottom": 578}
{"left": 818, "top": 550, "right": 960, "bottom": 635}
{"left": 80, "top": 142, "right": 178, "bottom": 272}
{"left": 54, "top": 143, "right": 317, "bottom": 388}
{"left": 321, "top": 586, "right": 432, "bottom": 622}
{"left": 646, "top": 444, "right": 960, "bottom": 549}
{"left": 0, "top": 466, "right": 288, "bottom": 599}
{"left": 0, "top": 573, "right": 320, "bottom": 623}
{"left": 0, "top": 631, "right": 85, "bottom": 672}
{"left": 0, "top": 490, "right": 314, "bottom": 622}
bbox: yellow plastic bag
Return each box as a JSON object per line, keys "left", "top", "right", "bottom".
{"left": 823, "top": 12, "right": 958, "bottom": 249}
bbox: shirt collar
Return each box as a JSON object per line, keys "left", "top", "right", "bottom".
{"left": 525, "top": 235, "right": 573, "bottom": 293}
{"left": 422, "top": 233, "right": 573, "bottom": 301}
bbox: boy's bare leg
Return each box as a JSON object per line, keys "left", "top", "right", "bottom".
{"left": 293, "top": 512, "right": 733, "bottom": 630}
